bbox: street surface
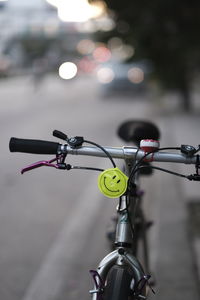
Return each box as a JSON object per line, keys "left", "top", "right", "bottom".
{"left": 0, "top": 75, "right": 200, "bottom": 300}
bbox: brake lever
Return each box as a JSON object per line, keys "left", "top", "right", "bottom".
{"left": 21, "top": 157, "right": 59, "bottom": 174}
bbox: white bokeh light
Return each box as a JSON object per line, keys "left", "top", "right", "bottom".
{"left": 96, "top": 67, "right": 115, "bottom": 84}
{"left": 59, "top": 62, "right": 78, "bottom": 80}
{"left": 46, "top": 0, "right": 106, "bottom": 22}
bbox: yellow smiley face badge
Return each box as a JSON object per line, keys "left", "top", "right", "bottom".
{"left": 98, "top": 167, "right": 128, "bottom": 198}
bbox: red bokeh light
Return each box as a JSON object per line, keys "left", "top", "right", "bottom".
{"left": 78, "top": 57, "right": 97, "bottom": 73}
{"left": 92, "top": 46, "right": 111, "bottom": 63}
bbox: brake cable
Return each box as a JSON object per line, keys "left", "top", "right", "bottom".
{"left": 65, "top": 164, "right": 104, "bottom": 172}
{"left": 134, "top": 165, "right": 189, "bottom": 179}
{"left": 128, "top": 147, "right": 181, "bottom": 187}
{"left": 83, "top": 140, "right": 116, "bottom": 168}
{"left": 64, "top": 138, "right": 116, "bottom": 172}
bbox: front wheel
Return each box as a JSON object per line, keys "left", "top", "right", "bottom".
{"left": 102, "top": 265, "right": 134, "bottom": 300}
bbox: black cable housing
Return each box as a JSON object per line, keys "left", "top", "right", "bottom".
{"left": 136, "top": 165, "right": 188, "bottom": 179}
{"left": 84, "top": 140, "right": 116, "bottom": 168}
{"left": 128, "top": 147, "right": 181, "bottom": 187}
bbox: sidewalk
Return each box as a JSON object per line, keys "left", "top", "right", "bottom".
{"left": 147, "top": 94, "right": 200, "bottom": 299}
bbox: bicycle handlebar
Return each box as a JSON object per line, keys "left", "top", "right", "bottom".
{"left": 9, "top": 137, "right": 198, "bottom": 165}
{"left": 64, "top": 145, "right": 197, "bottom": 164}
{"left": 9, "top": 138, "right": 59, "bottom": 155}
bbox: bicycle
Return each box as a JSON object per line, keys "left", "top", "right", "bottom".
{"left": 9, "top": 123, "right": 200, "bottom": 300}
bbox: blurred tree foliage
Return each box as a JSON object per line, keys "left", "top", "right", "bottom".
{"left": 93, "top": 0, "right": 200, "bottom": 110}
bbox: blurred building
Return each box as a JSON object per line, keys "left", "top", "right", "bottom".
{"left": 0, "top": 0, "right": 57, "bottom": 73}
{"left": 0, "top": 0, "right": 56, "bottom": 48}
{"left": 0, "top": 0, "right": 116, "bottom": 80}
{"left": 0, "top": 0, "right": 90, "bottom": 75}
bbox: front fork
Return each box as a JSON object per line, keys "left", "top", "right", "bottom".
{"left": 89, "top": 248, "right": 148, "bottom": 300}
{"left": 89, "top": 195, "right": 148, "bottom": 300}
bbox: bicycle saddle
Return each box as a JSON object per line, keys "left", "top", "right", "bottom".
{"left": 117, "top": 120, "right": 160, "bottom": 147}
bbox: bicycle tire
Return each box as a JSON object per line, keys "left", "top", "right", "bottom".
{"left": 103, "top": 265, "right": 133, "bottom": 300}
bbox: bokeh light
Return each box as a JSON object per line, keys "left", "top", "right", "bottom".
{"left": 107, "top": 37, "right": 123, "bottom": 50}
{"left": 59, "top": 62, "right": 78, "bottom": 80}
{"left": 76, "top": 39, "right": 96, "bottom": 55}
{"left": 56, "top": 0, "right": 106, "bottom": 22}
{"left": 117, "top": 21, "right": 130, "bottom": 34}
{"left": 127, "top": 67, "right": 144, "bottom": 84}
{"left": 97, "top": 17, "right": 115, "bottom": 31}
{"left": 93, "top": 46, "right": 111, "bottom": 63}
{"left": 96, "top": 67, "right": 115, "bottom": 84}
{"left": 78, "top": 57, "right": 96, "bottom": 73}
{"left": 107, "top": 37, "right": 135, "bottom": 62}
{"left": 88, "top": 0, "right": 107, "bottom": 18}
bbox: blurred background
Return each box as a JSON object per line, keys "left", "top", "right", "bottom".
{"left": 0, "top": 0, "right": 200, "bottom": 299}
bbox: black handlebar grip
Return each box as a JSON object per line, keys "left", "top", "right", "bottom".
{"left": 9, "top": 138, "right": 60, "bottom": 154}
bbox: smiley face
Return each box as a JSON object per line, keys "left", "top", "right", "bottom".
{"left": 98, "top": 168, "right": 128, "bottom": 198}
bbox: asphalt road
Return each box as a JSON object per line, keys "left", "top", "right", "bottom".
{"left": 0, "top": 75, "right": 200, "bottom": 300}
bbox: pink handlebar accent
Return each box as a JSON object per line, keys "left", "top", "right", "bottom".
{"left": 21, "top": 157, "right": 58, "bottom": 174}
